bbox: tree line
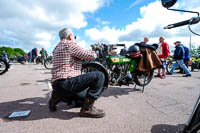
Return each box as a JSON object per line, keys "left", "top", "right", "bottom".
{"left": 190, "top": 46, "right": 200, "bottom": 56}
{"left": 0, "top": 46, "right": 26, "bottom": 56}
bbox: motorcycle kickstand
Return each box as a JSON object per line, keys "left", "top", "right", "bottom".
{"left": 142, "top": 76, "right": 146, "bottom": 93}
{"left": 133, "top": 76, "right": 146, "bottom": 93}
{"left": 133, "top": 84, "right": 137, "bottom": 91}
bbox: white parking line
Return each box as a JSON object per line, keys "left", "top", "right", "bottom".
{"left": 48, "top": 82, "right": 52, "bottom": 89}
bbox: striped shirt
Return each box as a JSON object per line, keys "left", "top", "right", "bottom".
{"left": 51, "top": 39, "right": 97, "bottom": 83}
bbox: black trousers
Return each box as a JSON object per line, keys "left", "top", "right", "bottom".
{"left": 52, "top": 71, "right": 105, "bottom": 100}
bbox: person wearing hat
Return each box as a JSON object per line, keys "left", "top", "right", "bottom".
{"left": 49, "top": 28, "right": 105, "bottom": 118}
{"left": 167, "top": 41, "right": 191, "bottom": 77}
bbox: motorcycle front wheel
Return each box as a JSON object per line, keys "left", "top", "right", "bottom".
{"left": 0, "top": 58, "right": 9, "bottom": 75}
{"left": 134, "top": 70, "right": 154, "bottom": 86}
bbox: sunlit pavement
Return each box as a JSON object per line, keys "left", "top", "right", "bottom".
{"left": 0, "top": 63, "right": 199, "bottom": 133}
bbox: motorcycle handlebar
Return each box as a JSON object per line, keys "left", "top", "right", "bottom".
{"left": 164, "top": 17, "right": 200, "bottom": 29}
{"left": 116, "top": 44, "right": 125, "bottom": 47}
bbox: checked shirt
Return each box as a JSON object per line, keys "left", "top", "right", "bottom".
{"left": 51, "top": 39, "right": 97, "bottom": 83}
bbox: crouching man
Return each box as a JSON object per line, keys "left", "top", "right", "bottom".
{"left": 49, "top": 28, "right": 105, "bottom": 118}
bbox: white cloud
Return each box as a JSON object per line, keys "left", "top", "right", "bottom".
{"left": 96, "top": 17, "right": 111, "bottom": 25}
{"left": 128, "top": 0, "right": 145, "bottom": 9}
{"left": 179, "top": 0, "right": 200, "bottom": 10}
{"left": 101, "top": 21, "right": 111, "bottom": 25}
{"left": 85, "top": 26, "right": 121, "bottom": 43}
{"left": 77, "top": 40, "right": 88, "bottom": 49}
{"left": 0, "top": 0, "right": 110, "bottom": 51}
{"left": 85, "top": 1, "right": 200, "bottom": 50}
{"left": 35, "top": 32, "right": 52, "bottom": 40}
{"left": 35, "top": 32, "right": 54, "bottom": 48}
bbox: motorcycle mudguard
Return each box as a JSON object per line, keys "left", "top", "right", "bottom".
{"left": 82, "top": 61, "right": 109, "bottom": 88}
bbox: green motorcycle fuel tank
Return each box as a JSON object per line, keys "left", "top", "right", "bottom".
{"left": 108, "top": 55, "right": 131, "bottom": 64}
{"left": 107, "top": 55, "right": 137, "bottom": 72}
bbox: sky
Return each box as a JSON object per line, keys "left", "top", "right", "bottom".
{"left": 0, "top": 0, "right": 200, "bottom": 54}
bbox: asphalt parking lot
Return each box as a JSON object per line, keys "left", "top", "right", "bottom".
{"left": 0, "top": 63, "right": 199, "bottom": 133}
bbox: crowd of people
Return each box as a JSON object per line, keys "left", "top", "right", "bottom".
{"left": 49, "top": 27, "right": 194, "bottom": 119}
{"left": 27, "top": 47, "right": 48, "bottom": 64}
{"left": 139, "top": 36, "right": 191, "bottom": 78}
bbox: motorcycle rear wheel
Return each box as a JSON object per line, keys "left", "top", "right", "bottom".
{"left": 134, "top": 70, "right": 154, "bottom": 86}
{"left": 81, "top": 62, "right": 109, "bottom": 89}
{"left": 166, "top": 60, "right": 173, "bottom": 73}
{"left": 44, "top": 58, "right": 52, "bottom": 70}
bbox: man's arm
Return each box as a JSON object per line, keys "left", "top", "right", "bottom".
{"left": 69, "top": 42, "right": 97, "bottom": 61}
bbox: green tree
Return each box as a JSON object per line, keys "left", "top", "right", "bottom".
{"left": 14, "top": 48, "right": 26, "bottom": 56}
{"left": 0, "top": 46, "right": 26, "bottom": 56}
{"left": 197, "top": 46, "right": 200, "bottom": 55}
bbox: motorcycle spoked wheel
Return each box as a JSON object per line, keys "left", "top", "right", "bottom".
{"left": 191, "top": 124, "right": 200, "bottom": 133}
{"left": 166, "top": 60, "right": 180, "bottom": 73}
{"left": 184, "top": 119, "right": 200, "bottom": 133}
{"left": 134, "top": 70, "right": 154, "bottom": 86}
{"left": 81, "top": 62, "right": 109, "bottom": 89}
{"left": 44, "top": 58, "right": 52, "bottom": 70}
{"left": 166, "top": 60, "right": 173, "bottom": 73}
{"left": 191, "top": 61, "right": 200, "bottom": 72}
{"left": 0, "top": 59, "right": 9, "bottom": 75}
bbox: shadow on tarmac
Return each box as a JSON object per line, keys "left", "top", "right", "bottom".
{"left": 36, "top": 79, "right": 51, "bottom": 83}
{"left": 151, "top": 124, "right": 185, "bottom": 133}
{"left": 102, "top": 85, "right": 144, "bottom": 98}
{"left": 0, "top": 85, "right": 142, "bottom": 122}
{"left": 0, "top": 92, "right": 79, "bottom": 122}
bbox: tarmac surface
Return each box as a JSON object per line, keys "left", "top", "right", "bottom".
{"left": 0, "top": 63, "right": 200, "bottom": 133}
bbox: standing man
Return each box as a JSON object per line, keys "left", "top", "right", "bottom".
{"left": 167, "top": 41, "right": 191, "bottom": 77}
{"left": 40, "top": 48, "right": 48, "bottom": 65}
{"left": 183, "top": 45, "right": 190, "bottom": 68}
{"left": 27, "top": 51, "right": 32, "bottom": 63}
{"left": 155, "top": 36, "right": 170, "bottom": 79}
{"left": 49, "top": 28, "right": 105, "bottom": 118}
{"left": 179, "top": 45, "right": 190, "bottom": 73}
{"left": 141, "top": 37, "right": 149, "bottom": 45}
{"left": 2, "top": 51, "right": 8, "bottom": 62}
{"left": 32, "top": 47, "right": 38, "bottom": 64}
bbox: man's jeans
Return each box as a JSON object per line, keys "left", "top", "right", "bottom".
{"left": 52, "top": 71, "right": 105, "bottom": 100}
{"left": 170, "top": 60, "right": 191, "bottom": 75}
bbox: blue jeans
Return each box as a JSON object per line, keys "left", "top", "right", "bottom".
{"left": 52, "top": 71, "right": 105, "bottom": 100}
{"left": 170, "top": 60, "right": 191, "bottom": 75}
{"left": 161, "top": 60, "right": 166, "bottom": 69}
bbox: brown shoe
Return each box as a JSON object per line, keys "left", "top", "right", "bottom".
{"left": 154, "top": 73, "right": 161, "bottom": 78}
{"left": 161, "top": 74, "right": 166, "bottom": 79}
{"left": 49, "top": 90, "right": 61, "bottom": 112}
{"left": 80, "top": 97, "right": 105, "bottom": 118}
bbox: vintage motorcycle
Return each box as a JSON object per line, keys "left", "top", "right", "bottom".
{"left": 82, "top": 43, "right": 158, "bottom": 93}
{"left": 161, "top": 0, "right": 200, "bottom": 132}
{"left": 0, "top": 55, "right": 9, "bottom": 75}
{"left": 191, "top": 54, "right": 200, "bottom": 72}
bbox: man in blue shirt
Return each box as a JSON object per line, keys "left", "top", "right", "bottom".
{"left": 167, "top": 41, "right": 191, "bottom": 77}
{"left": 179, "top": 45, "right": 190, "bottom": 73}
